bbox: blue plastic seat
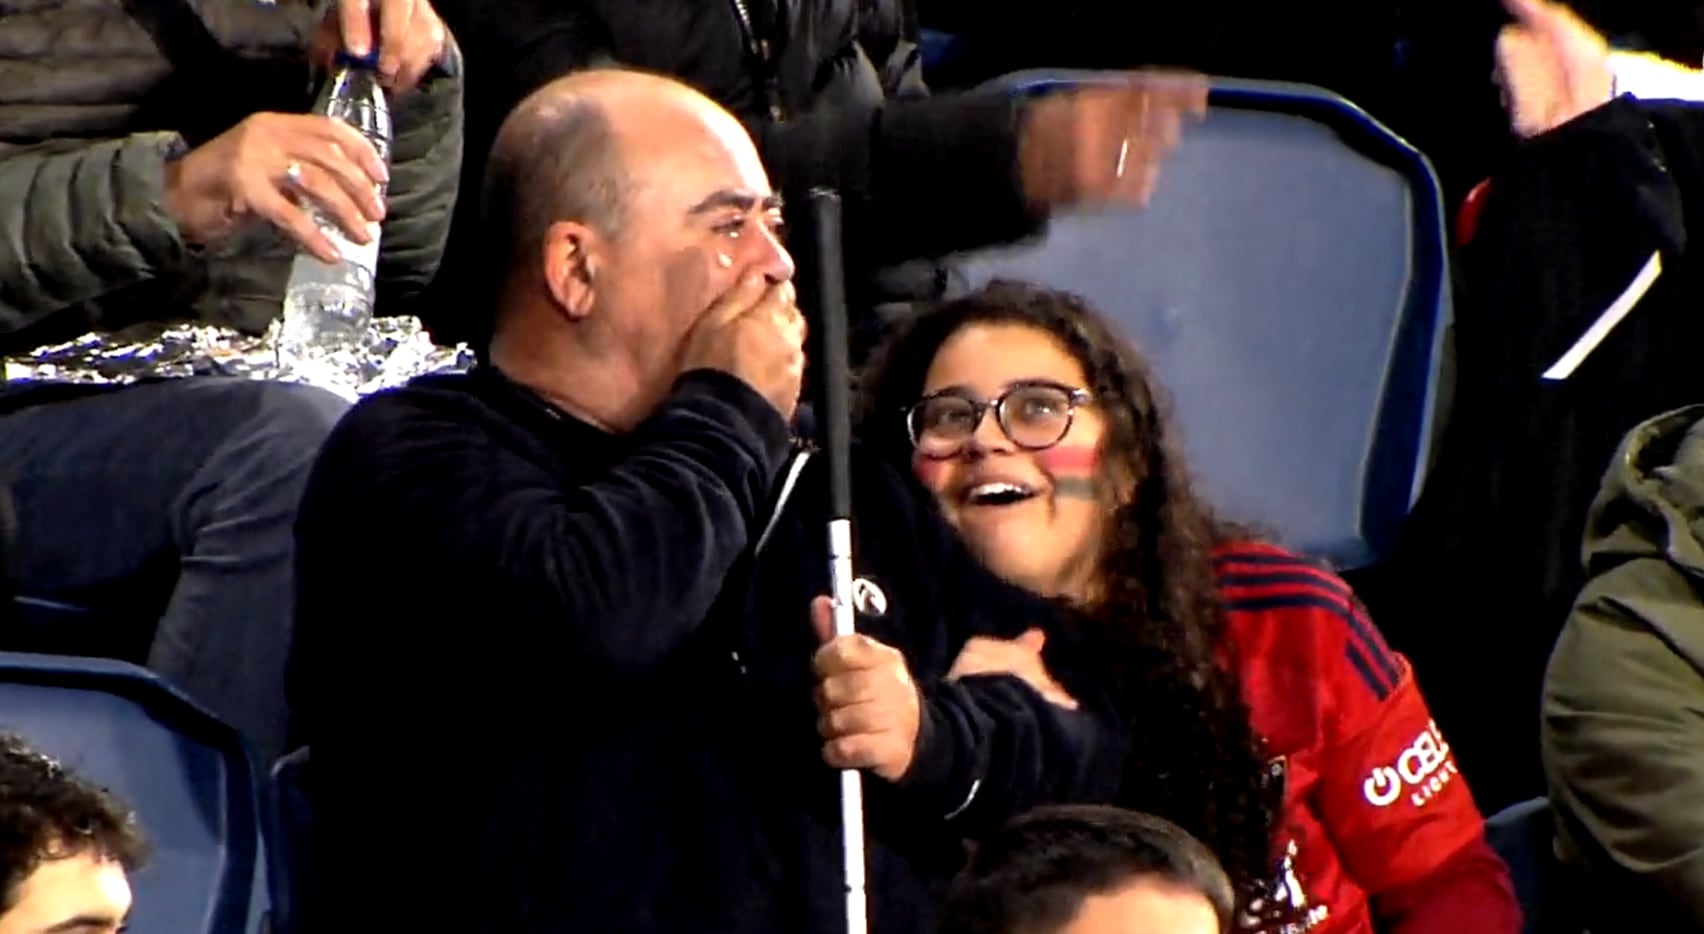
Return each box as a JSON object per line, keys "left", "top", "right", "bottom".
{"left": 918, "top": 28, "right": 965, "bottom": 72}
{"left": 263, "top": 747, "right": 312, "bottom": 934}
{"left": 0, "top": 651, "right": 265, "bottom": 934}
{"left": 1484, "top": 796, "right": 1582, "bottom": 934}
{"left": 959, "top": 72, "right": 1451, "bottom": 569}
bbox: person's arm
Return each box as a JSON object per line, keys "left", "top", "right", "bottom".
{"left": 1306, "top": 593, "right": 1522, "bottom": 932}
{"left": 1370, "top": 839, "right": 1526, "bottom": 932}
{"left": 439, "top": 0, "right": 1040, "bottom": 267}
{"left": 1608, "top": 50, "right": 1704, "bottom": 102}
{"left": 751, "top": 95, "right": 1042, "bottom": 269}
{"left": 0, "top": 134, "right": 197, "bottom": 332}
{"left": 305, "top": 369, "right": 792, "bottom": 674}
{"left": 373, "top": 44, "right": 465, "bottom": 317}
{"left": 432, "top": 0, "right": 615, "bottom": 107}
{"left": 858, "top": 0, "right": 929, "bottom": 101}
{"left": 1543, "top": 556, "right": 1704, "bottom": 923}
{"left": 897, "top": 651, "right": 1124, "bottom": 835}
{"left": 873, "top": 461, "right": 1126, "bottom": 833}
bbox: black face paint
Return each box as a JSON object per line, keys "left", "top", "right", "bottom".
{"left": 1052, "top": 476, "right": 1100, "bottom": 500}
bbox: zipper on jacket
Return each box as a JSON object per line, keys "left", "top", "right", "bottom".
{"left": 728, "top": 0, "right": 786, "bottom": 122}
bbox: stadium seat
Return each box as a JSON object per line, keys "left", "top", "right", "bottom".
{"left": 918, "top": 28, "right": 963, "bottom": 72}
{"left": 1484, "top": 796, "right": 1580, "bottom": 934}
{"left": 9, "top": 597, "right": 150, "bottom": 661}
{"left": 958, "top": 72, "right": 1452, "bottom": 569}
{"left": 0, "top": 651, "right": 266, "bottom": 934}
{"left": 264, "top": 747, "right": 312, "bottom": 934}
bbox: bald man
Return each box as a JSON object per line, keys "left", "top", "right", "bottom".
{"left": 288, "top": 70, "right": 1121, "bottom": 933}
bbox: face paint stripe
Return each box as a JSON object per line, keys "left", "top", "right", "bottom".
{"left": 1051, "top": 476, "right": 1099, "bottom": 500}
{"left": 1034, "top": 445, "right": 1098, "bottom": 474}
{"left": 912, "top": 452, "right": 951, "bottom": 490}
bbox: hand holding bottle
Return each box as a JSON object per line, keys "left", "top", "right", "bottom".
{"left": 162, "top": 113, "right": 389, "bottom": 263}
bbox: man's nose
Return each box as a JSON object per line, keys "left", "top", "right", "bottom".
{"left": 754, "top": 222, "right": 795, "bottom": 284}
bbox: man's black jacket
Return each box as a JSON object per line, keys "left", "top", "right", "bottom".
{"left": 287, "top": 365, "right": 1123, "bottom": 933}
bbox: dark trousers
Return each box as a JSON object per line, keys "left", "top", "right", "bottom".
{"left": 0, "top": 378, "right": 348, "bottom": 763}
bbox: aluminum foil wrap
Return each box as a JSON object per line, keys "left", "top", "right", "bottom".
{"left": 1, "top": 317, "right": 475, "bottom": 399}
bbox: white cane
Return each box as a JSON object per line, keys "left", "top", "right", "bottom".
{"left": 807, "top": 187, "right": 869, "bottom": 934}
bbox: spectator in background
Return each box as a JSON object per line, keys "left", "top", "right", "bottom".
{"left": 858, "top": 281, "right": 1521, "bottom": 932}
{"left": 1543, "top": 405, "right": 1704, "bottom": 934}
{"left": 0, "top": 0, "right": 460, "bottom": 762}
{"left": 0, "top": 734, "right": 145, "bottom": 934}
{"left": 427, "top": 0, "right": 1207, "bottom": 363}
{"left": 939, "top": 805, "right": 1234, "bottom": 934}
{"left": 1497, "top": 0, "right": 1704, "bottom": 138}
{"left": 1380, "top": 0, "right": 1704, "bottom": 814}
{"left": 291, "top": 69, "right": 1123, "bottom": 934}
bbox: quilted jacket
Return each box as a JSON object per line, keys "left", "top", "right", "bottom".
{"left": 0, "top": 0, "right": 463, "bottom": 356}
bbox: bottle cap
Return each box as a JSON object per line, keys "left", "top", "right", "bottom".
{"left": 334, "top": 49, "right": 382, "bottom": 70}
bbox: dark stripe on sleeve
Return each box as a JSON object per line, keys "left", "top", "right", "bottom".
{"left": 1224, "top": 593, "right": 1400, "bottom": 698}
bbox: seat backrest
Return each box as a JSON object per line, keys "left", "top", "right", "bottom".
{"left": 0, "top": 477, "right": 14, "bottom": 633}
{"left": 958, "top": 71, "right": 1451, "bottom": 568}
{"left": 263, "top": 747, "right": 312, "bottom": 934}
{"left": 1485, "top": 796, "right": 1579, "bottom": 934}
{"left": 0, "top": 652, "right": 263, "bottom": 934}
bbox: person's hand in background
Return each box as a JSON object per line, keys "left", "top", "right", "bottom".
{"left": 1018, "top": 70, "right": 1209, "bottom": 212}
{"left": 1496, "top": 0, "right": 1614, "bottom": 138}
{"left": 310, "top": 0, "right": 450, "bottom": 92}
{"left": 163, "top": 113, "right": 388, "bottom": 262}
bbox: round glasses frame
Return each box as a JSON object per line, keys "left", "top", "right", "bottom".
{"left": 904, "top": 380, "right": 1094, "bottom": 456}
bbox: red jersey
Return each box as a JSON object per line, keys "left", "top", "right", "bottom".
{"left": 1215, "top": 542, "right": 1485, "bottom": 934}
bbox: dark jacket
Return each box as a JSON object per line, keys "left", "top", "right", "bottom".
{"left": 426, "top": 0, "right": 1042, "bottom": 348}
{"left": 0, "top": 0, "right": 463, "bottom": 356}
{"left": 1543, "top": 405, "right": 1704, "bottom": 934}
{"left": 0, "top": 473, "right": 13, "bottom": 630}
{"left": 288, "top": 365, "right": 1122, "bottom": 933}
{"left": 1372, "top": 98, "right": 1704, "bottom": 812}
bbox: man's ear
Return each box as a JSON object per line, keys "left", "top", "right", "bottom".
{"left": 541, "top": 220, "right": 600, "bottom": 320}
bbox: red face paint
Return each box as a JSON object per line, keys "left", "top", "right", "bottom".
{"left": 1033, "top": 446, "right": 1098, "bottom": 474}
{"left": 911, "top": 451, "right": 953, "bottom": 492}
{"left": 1035, "top": 445, "right": 1100, "bottom": 501}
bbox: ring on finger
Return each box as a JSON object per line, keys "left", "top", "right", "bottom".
{"left": 282, "top": 161, "right": 305, "bottom": 188}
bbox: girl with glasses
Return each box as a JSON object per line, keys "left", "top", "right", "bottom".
{"left": 859, "top": 280, "right": 1520, "bottom": 934}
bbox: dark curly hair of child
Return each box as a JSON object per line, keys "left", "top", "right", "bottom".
{"left": 0, "top": 733, "right": 146, "bottom": 914}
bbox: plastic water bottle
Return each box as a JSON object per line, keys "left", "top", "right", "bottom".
{"left": 278, "top": 51, "right": 392, "bottom": 397}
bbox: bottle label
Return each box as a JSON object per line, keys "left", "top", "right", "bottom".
{"left": 323, "top": 219, "right": 381, "bottom": 274}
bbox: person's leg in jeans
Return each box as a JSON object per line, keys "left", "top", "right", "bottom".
{"left": 0, "top": 378, "right": 348, "bottom": 763}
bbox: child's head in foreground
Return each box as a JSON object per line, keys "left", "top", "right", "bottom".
{"left": 940, "top": 805, "right": 1234, "bottom": 934}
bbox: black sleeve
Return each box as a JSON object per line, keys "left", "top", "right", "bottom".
{"left": 435, "top": 0, "right": 1041, "bottom": 271}
{"left": 895, "top": 669, "right": 1125, "bottom": 835}
{"left": 434, "top": 0, "right": 616, "bottom": 103}
{"left": 869, "top": 464, "right": 1127, "bottom": 832}
{"left": 299, "top": 370, "right": 791, "bottom": 675}
{"left": 755, "top": 93, "right": 1044, "bottom": 270}
{"left": 915, "top": 0, "right": 1024, "bottom": 36}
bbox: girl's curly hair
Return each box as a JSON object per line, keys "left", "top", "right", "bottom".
{"left": 858, "top": 279, "right": 1287, "bottom": 920}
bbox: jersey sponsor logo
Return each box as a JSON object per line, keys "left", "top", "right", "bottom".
{"left": 1362, "top": 719, "right": 1458, "bottom": 808}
